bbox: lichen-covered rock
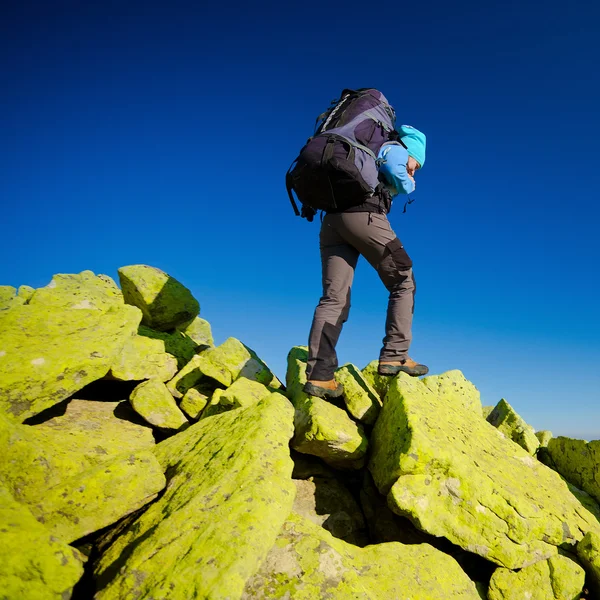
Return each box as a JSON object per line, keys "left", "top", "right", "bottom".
{"left": 0, "top": 485, "right": 85, "bottom": 599}
{"left": 487, "top": 398, "right": 540, "bottom": 454}
{"left": 577, "top": 531, "right": 600, "bottom": 595}
{"left": 482, "top": 405, "right": 495, "bottom": 419}
{"left": 361, "top": 360, "right": 392, "bottom": 401}
{"left": 0, "top": 285, "right": 23, "bottom": 311}
{"left": 0, "top": 303, "right": 141, "bottom": 422}
{"left": 536, "top": 430, "right": 553, "bottom": 447}
{"left": 28, "top": 449, "right": 165, "bottom": 543}
{"left": 118, "top": 264, "right": 199, "bottom": 331}
{"left": 167, "top": 337, "right": 278, "bottom": 397}
{"left": 29, "top": 271, "right": 123, "bottom": 310}
{"left": 488, "top": 554, "right": 585, "bottom": 599}
{"left": 293, "top": 478, "right": 368, "bottom": 546}
{"left": 286, "top": 347, "right": 368, "bottom": 470}
{"left": 130, "top": 379, "right": 188, "bottom": 430}
{"left": 201, "top": 377, "right": 272, "bottom": 419}
{"left": 369, "top": 371, "right": 600, "bottom": 569}
{"left": 180, "top": 385, "right": 211, "bottom": 419}
{"left": 242, "top": 512, "right": 481, "bottom": 599}
{"left": 176, "top": 316, "right": 214, "bottom": 347}
{"left": 17, "top": 285, "right": 35, "bottom": 302}
{"left": 94, "top": 393, "right": 296, "bottom": 600}
{"left": 110, "top": 333, "right": 178, "bottom": 381}
{"left": 138, "top": 325, "right": 197, "bottom": 369}
{"left": 335, "top": 363, "right": 381, "bottom": 425}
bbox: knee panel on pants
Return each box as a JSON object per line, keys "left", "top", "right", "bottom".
{"left": 377, "top": 239, "right": 413, "bottom": 292}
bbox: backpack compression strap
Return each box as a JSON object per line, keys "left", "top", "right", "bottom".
{"left": 285, "top": 160, "right": 301, "bottom": 216}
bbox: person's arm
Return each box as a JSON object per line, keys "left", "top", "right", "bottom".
{"left": 376, "top": 143, "right": 415, "bottom": 196}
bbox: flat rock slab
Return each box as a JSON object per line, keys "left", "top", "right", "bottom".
{"left": 545, "top": 437, "right": 600, "bottom": 504}
{"left": 130, "top": 379, "right": 188, "bottom": 430}
{"left": 94, "top": 393, "right": 296, "bottom": 600}
{"left": 0, "top": 303, "right": 141, "bottom": 422}
{"left": 487, "top": 398, "right": 539, "bottom": 454}
{"left": 242, "top": 512, "right": 480, "bottom": 599}
{"left": 369, "top": 370, "right": 600, "bottom": 569}
{"left": 29, "top": 449, "right": 165, "bottom": 543}
{"left": 118, "top": 264, "right": 200, "bottom": 331}
{"left": 488, "top": 554, "right": 585, "bottom": 599}
{"left": 286, "top": 347, "right": 368, "bottom": 470}
{"left": 0, "top": 485, "right": 85, "bottom": 599}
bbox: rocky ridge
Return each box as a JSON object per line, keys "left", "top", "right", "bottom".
{"left": 1, "top": 266, "right": 600, "bottom": 599}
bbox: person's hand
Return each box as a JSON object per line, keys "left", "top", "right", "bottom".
{"left": 408, "top": 173, "right": 416, "bottom": 189}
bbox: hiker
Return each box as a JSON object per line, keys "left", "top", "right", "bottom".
{"left": 285, "top": 89, "right": 427, "bottom": 399}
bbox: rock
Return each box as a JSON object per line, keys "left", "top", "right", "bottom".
{"left": 486, "top": 398, "right": 539, "bottom": 454}
{"left": 482, "top": 405, "right": 495, "bottom": 419}
{"left": 138, "top": 325, "right": 197, "bottom": 369}
{"left": 0, "top": 285, "right": 23, "bottom": 311}
{"left": 110, "top": 333, "right": 178, "bottom": 382}
{"left": 118, "top": 264, "right": 199, "bottom": 331}
{"left": 361, "top": 359, "right": 392, "bottom": 400}
{"left": 180, "top": 385, "right": 211, "bottom": 419}
{"left": 201, "top": 377, "right": 272, "bottom": 419}
{"left": 242, "top": 512, "right": 481, "bottom": 599}
{"left": 130, "top": 379, "right": 188, "bottom": 430}
{"left": 369, "top": 371, "right": 600, "bottom": 569}
{"left": 94, "top": 393, "right": 296, "bottom": 600}
{"left": 17, "top": 285, "right": 35, "bottom": 302}
{"left": 167, "top": 337, "right": 278, "bottom": 398}
{"left": 28, "top": 449, "right": 165, "bottom": 543}
{"left": 286, "top": 347, "right": 368, "bottom": 470}
{"left": 487, "top": 553, "right": 585, "bottom": 599}
{"left": 176, "top": 316, "right": 214, "bottom": 347}
{"left": 544, "top": 437, "right": 600, "bottom": 504}
{"left": 292, "top": 477, "right": 368, "bottom": 546}
{"left": 335, "top": 363, "right": 382, "bottom": 425}
{"left": 536, "top": 430, "right": 553, "bottom": 446}
{"left": 29, "top": 271, "right": 123, "bottom": 310}
{"left": 577, "top": 531, "right": 600, "bottom": 596}
{"left": 0, "top": 303, "right": 141, "bottom": 422}
{"left": 0, "top": 485, "right": 85, "bottom": 599}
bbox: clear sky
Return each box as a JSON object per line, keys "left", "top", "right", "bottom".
{"left": 2, "top": 0, "right": 599, "bottom": 439}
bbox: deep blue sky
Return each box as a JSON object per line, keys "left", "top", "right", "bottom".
{"left": 2, "top": 0, "right": 599, "bottom": 438}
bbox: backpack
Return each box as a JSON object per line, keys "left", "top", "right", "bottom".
{"left": 286, "top": 88, "right": 398, "bottom": 221}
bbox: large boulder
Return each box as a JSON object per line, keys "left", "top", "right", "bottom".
{"left": 487, "top": 554, "right": 585, "bottom": 599}
{"left": 28, "top": 449, "right": 165, "bottom": 543}
{"left": 544, "top": 437, "right": 600, "bottom": 504}
{"left": 286, "top": 347, "right": 368, "bottom": 470}
{"left": 486, "top": 398, "right": 539, "bottom": 455}
{"left": 0, "top": 485, "right": 85, "bottom": 599}
{"left": 176, "top": 316, "right": 214, "bottom": 347}
{"left": 28, "top": 271, "right": 123, "bottom": 310}
{"left": 335, "top": 363, "right": 381, "bottom": 425}
{"left": 242, "top": 512, "right": 480, "bottom": 599}
{"left": 369, "top": 371, "right": 600, "bottom": 569}
{"left": 130, "top": 379, "right": 189, "bottom": 430}
{"left": 0, "top": 303, "right": 141, "bottom": 422}
{"left": 201, "top": 377, "right": 271, "bottom": 419}
{"left": 577, "top": 531, "right": 600, "bottom": 596}
{"left": 118, "top": 264, "right": 199, "bottom": 331}
{"left": 94, "top": 393, "right": 296, "bottom": 600}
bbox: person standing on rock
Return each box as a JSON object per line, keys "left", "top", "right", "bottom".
{"left": 286, "top": 89, "right": 428, "bottom": 399}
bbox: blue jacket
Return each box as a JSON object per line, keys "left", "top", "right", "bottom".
{"left": 377, "top": 142, "right": 415, "bottom": 196}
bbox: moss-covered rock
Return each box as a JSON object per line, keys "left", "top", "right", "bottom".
{"left": 118, "top": 264, "right": 199, "bottom": 331}
{"left": 130, "top": 379, "right": 188, "bottom": 430}
{"left": 94, "top": 393, "right": 296, "bottom": 600}
{"left": 545, "top": 437, "right": 600, "bottom": 505}
{"left": 176, "top": 316, "right": 214, "bottom": 347}
{"left": 0, "top": 485, "right": 85, "bottom": 599}
{"left": 0, "top": 303, "right": 141, "bottom": 422}
{"left": 29, "top": 449, "right": 165, "bottom": 543}
{"left": 369, "top": 371, "right": 600, "bottom": 569}
{"left": 201, "top": 377, "right": 272, "bottom": 419}
{"left": 28, "top": 271, "right": 123, "bottom": 311}
{"left": 242, "top": 512, "right": 481, "bottom": 599}
{"left": 138, "top": 325, "right": 197, "bottom": 369}
{"left": 487, "top": 554, "right": 585, "bottom": 599}
{"left": 361, "top": 359, "right": 392, "bottom": 401}
{"left": 487, "top": 398, "right": 540, "bottom": 454}
{"left": 335, "top": 363, "right": 381, "bottom": 425}
{"left": 577, "top": 531, "right": 600, "bottom": 596}
{"left": 286, "top": 347, "right": 368, "bottom": 470}
{"left": 110, "top": 333, "right": 178, "bottom": 382}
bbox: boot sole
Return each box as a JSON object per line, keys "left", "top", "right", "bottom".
{"left": 378, "top": 365, "right": 429, "bottom": 377}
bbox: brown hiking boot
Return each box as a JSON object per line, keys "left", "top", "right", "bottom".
{"left": 303, "top": 379, "right": 344, "bottom": 399}
{"left": 378, "top": 357, "right": 429, "bottom": 377}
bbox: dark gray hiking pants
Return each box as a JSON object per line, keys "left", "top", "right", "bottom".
{"left": 306, "top": 212, "right": 416, "bottom": 381}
